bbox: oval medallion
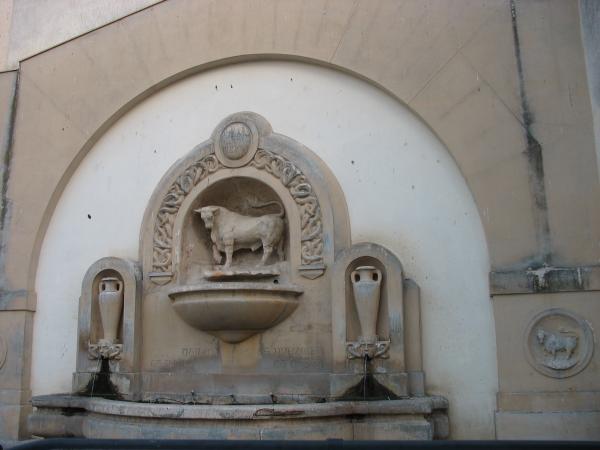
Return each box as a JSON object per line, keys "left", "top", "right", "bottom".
{"left": 220, "top": 122, "right": 252, "bottom": 160}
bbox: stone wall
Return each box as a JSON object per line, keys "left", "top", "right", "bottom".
{"left": 0, "top": 0, "right": 598, "bottom": 441}
{"left": 0, "top": 0, "right": 161, "bottom": 71}
{"left": 32, "top": 61, "right": 494, "bottom": 438}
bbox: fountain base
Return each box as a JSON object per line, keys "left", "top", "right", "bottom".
{"left": 29, "top": 394, "right": 449, "bottom": 440}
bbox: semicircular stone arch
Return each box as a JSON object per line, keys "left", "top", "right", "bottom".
{"left": 32, "top": 59, "right": 497, "bottom": 438}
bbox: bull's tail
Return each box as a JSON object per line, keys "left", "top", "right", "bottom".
{"left": 250, "top": 200, "right": 285, "bottom": 217}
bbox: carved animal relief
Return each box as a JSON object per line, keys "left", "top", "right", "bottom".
{"left": 536, "top": 327, "right": 578, "bottom": 370}
{"left": 525, "top": 308, "right": 594, "bottom": 378}
{"left": 196, "top": 202, "right": 285, "bottom": 268}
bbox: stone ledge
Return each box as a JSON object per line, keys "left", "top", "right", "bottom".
{"left": 29, "top": 394, "right": 448, "bottom": 440}
{"left": 490, "top": 265, "right": 600, "bottom": 295}
{"left": 31, "top": 394, "right": 448, "bottom": 420}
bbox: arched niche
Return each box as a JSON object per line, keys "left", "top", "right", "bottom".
{"left": 73, "top": 257, "right": 142, "bottom": 400}
{"left": 172, "top": 174, "right": 302, "bottom": 285}
{"left": 139, "top": 111, "right": 351, "bottom": 286}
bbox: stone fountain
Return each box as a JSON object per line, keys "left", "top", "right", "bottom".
{"left": 29, "top": 112, "right": 448, "bottom": 440}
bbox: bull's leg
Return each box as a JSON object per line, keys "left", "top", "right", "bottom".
{"left": 260, "top": 245, "right": 273, "bottom": 266}
{"left": 212, "top": 244, "right": 223, "bottom": 265}
{"left": 224, "top": 245, "right": 234, "bottom": 268}
{"left": 277, "top": 238, "right": 284, "bottom": 261}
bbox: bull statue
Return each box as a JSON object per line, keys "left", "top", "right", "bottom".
{"left": 195, "top": 202, "right": 285, "bottom": 268}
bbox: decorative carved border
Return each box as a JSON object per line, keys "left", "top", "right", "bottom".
{"left": 251, "top": 149, "right": 324, "bottom": 270}
{"left": 151, "top": 148, "right": 324, "bottom": 281}
{"left": 152, "top": 154, "right": 222, "bottom": 276}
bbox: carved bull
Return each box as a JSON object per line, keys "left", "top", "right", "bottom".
{"left": 536, "top": 328, "right": 578, "bottom": 360}
{"left": 195, "top": 203, "right": 285, "bottom": 268}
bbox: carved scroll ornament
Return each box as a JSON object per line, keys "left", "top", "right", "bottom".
{"left": 152, "top": 154, "right": 222, "bottom": 275}
{"left": 151, "top": 148, "right": 324, "bottom": 281}
{"left": 251, "top": 149, "right": 324, "bottom": 268}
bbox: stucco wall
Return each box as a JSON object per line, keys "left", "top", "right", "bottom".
{"left": 33, "top": 61, "right": 495, "bottom": 439}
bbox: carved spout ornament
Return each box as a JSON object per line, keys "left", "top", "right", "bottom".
{"left": 346, "top": 338, "right": 390, "bottom": 360}
{"left": 88, "top": 341, "right": 123, "bottom": 360}
{"left": 88, "top": 277, "right": 124, "bottom": 360}
{"left": 346, "top": 266, "right": 390, "bottom": 360}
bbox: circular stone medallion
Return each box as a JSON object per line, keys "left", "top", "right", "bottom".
{"left": 214, "top": 119, "right": 259, "bottom": 168}
{"left": 524, "top": 308, "right": 594, "bottom": 378}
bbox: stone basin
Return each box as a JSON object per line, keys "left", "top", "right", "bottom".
{"left": 168, "top": 282, "right": 303, "bottom": 343}
{"left": 28, "top": 394, "right": 449, "bottom": 440}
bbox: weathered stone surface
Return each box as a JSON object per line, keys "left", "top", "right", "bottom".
{"left": 404, "top": 279, "right": 424, "bottom": 396}
{"left": 493, "top": 291, "right": 600, "bottom": 394}
{"left": 0, "top": 311, "right": 32, "bottom": 439}
{"left": 515, "top": 1, "right": 600, "bottom": 267}
{"left": 0, "top": 403, "right": 31, "bottom": 441}
{"left": 331, "top": 243, "right": 408, "bottom": 373}
{"left": 0, "top": 0, "right": 162, "bottom": 71}
{"left": 0, "top": 0, "right": 597, "bottom": 442}
{"left": 28, "top": 394, "right": 447, "bottom": 440}
{"left": 354, "top": 415, "right": 432, "bottom": 440}
{"left": 133, "top": 112, "right": 352, "bottom": 402}
{"left": 497, "top": 390, "right": 600, "bottom": 413}
{"left": 491, "top": 264, "right": 600, "bottom": 295}
{"left": 496, "top": 411, "right": 600, "bottom": 440}
{"left": 74, "top": 257, "right": 141, "bottom": 399}
{"left": 0, "top": 71, "right": 20, "bottom": 311}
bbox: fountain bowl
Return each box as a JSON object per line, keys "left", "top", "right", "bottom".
{"left": 168, "top": 282, "right": 303, "bottom": 343}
